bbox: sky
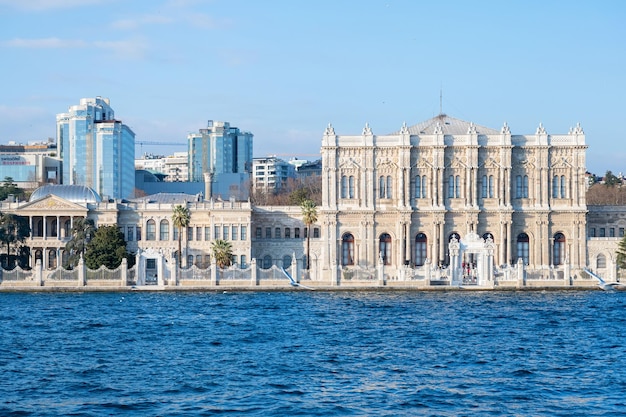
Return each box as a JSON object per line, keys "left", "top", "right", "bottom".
{"left": 0, "top": 0, "right": 625, "bottom": 175}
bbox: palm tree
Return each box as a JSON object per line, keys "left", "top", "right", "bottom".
{"left": 617, "top": 234, "right": 626, "bottom": 273}
{"left": 211, "top": 239, "right": 233, "bottom": 268}
{"left": 64, "top": 217, "right": 96, "bottom": 269}
{"left": 0, "top": 213, "right": 31, "bottom": 269}
{"left": 172, "top": 204, "right": 191, "bottom": 268}
{"left": 301, "top": 199, "right": 318, "bottom": 270}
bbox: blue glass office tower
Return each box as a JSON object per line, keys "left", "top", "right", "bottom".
{"left": 187, "top": 120, "right": 253, "bottom": 182}
{"left": 56, "top": 97, "right": 135, "bottom": 199}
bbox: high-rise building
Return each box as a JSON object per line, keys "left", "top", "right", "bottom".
{"left": 56, "top": 97, "right": 135, "bottom": 199}
{"left": 187, "top": 120, "right": 253, "bottom": 182}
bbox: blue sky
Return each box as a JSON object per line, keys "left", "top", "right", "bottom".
{"left": 0, "top": 0, "right": 624, "bottom": 175}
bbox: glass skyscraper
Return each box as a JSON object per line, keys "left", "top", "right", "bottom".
{"left": 187, "top": 120, "right": 253, "bottom": 182}
{"left": 56, "top": 97, "right": 135, "bottom": 199}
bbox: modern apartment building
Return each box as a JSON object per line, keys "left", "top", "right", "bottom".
{"left": 252, "top": 156, "right": 295, "bottom": 192}
{"left": 187, "top": 120, "right": 253, "bottom": 181}
{"left": 56, "top": 97, "right": 135, "bottom": 199}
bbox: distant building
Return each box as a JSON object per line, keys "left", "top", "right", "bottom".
{"left": 0, "top": 140, "right": 60, "bottom": 189}
{"left": 56, "top": 97, "right": 135, "bottom": 199}
{"left": 252, "top": 156, "right": 295, "bottom": 192}
{"left": 296, "top": 159, "right": 322, "bottom": 181}
{"left": 135, "top": 152, "right": 189, "bottom": 182}
{"left": 187, "top": 120, "right": 253, "bottom": 181}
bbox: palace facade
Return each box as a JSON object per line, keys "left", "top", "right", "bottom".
{"left": 1, "top": 114, "right": 624, "bottom": 288}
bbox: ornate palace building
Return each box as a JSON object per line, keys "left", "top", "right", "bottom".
{"left": 319, "top": 114, "right": 588, "bottom": 280}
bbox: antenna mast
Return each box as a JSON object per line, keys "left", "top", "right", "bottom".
{"left": 439, "top": 87, "right": 443, "bottom": 115}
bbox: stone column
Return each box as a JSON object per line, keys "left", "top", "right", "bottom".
{"left": 120, "top": 258, "right": 128, "bottom": 287}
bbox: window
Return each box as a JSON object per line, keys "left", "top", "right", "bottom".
{"left": 205, "top": 227, "right": 210, "bottom": 241}
{"left": 196, "top": 227, "right": 202, "bottom": 241}
{"left": 341, "top": 175, "right": 348, "bottom": 198}
{"left": 136, "top": 226, "right": 141, "bottom": 241}
{"left": 256, "top": 227, "right": 262, "bottom": 239}
{"left": 214, "top": 225, "right": 220, "bottom": 240}
{"left": 285, "top": 228, "right": 291, "bottom": 238}
{"left": 159, "top": 220, "right": 169, "bottom": 240}
{"left": 517, "top": 175, "right": 529, "bottom": 198}
{"left": 517, "top": 233, "right": 529, "bottom": 265}
{"left": 294, "top": 228, "right": 300, "bottom": 238}
{"left": 599, "top": 228, "right": 606, "bottom": 237}
{"left": 379, "top": 176, "right": 386, "bottom": 198}
{"left": 232, "top": 225, "right": 238, "bottom": 241}
{"left": 275, "top": 227, "right": 281, "bottom": 239}
{"left": 553, "top": 233, "right": 565, "bottom": 266}
{"left": 188, "top": 227, "right": 193, "bottom": 241}
{"left": 386, "top": 175, "right": 392, "bottom": 198}
{"left": 560, "top": 175, "right": 566, "bottom": 198}
{"left": 146, "top": 220, "right": 156, "bottom": 241}
{"left": 415, "top": 233, "right": 427, "bottom": 266}
{"left": 173, "top": 226, "right": 179, "bottom": 241}
{"left": 482, "top": 175, "right": 488, "bottom": 198}
{"left": 313, "top": 228, "right": 320, "bottom": 238}
{"left": 449, "top": 175, "right": 460, "bottom": 198}
{"left": 195, "top": 255, "right": 202, "bottom": 266}
{"left": 240, "top": 255, "right": 247, "bottom": 268}
{"left": 241, "top": 226, "right": 247, "bottom": 240}
{"left": 415, "top": 175, "right": 427, "bottom": 199}
{"left": 342, "top": 233, "right": 355, "bottom": 266}
{"left": 263, "top": 255, "right": 272, "bottom": 269}
{"left": 223, "top": 226, "right": 229, "bottom": 240}
{"left": 349, "top": 176, "right": 355, "bottom": 198}
{"left": 187, "top": 255, "right": 193, "bottom": 267}
{"left": 489, "top": 175, "right": 494, "bottom": 198}
{"left": 48, "top": 249, "right": 57, "bottom": 269}
{"left": 265, "top": 227, "right": 272, "bottom": 239}
{"left": 589, "top": 228, "right": 596, "bottom": 237}
{"left": 127, "top": 226, "right": 134, "bottom": 242}
{"left": 610, "top": 228, "right": 615, "bottom": 238}
{"left": 597, "top": 254, "right": 607, "bottom": 269}
{"left": 282, "top": 255, "right": 292, "bottom": 268}
{"left": 483, "top": 232, "right": 494, "bottom": 242}
{"left": 552, "top": 175, "right": 559, "bottom": 198}
{"left": 620, "top": 228, "right": 624, "bottom": 237}
{"left": 379, "top": 233, "right": 391, "bottom": 265}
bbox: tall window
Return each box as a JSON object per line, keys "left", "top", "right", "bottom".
{"left": 379, "top": 176, "right": 386, "bottom": 198}
{"left": 159, "top": 220, "right": 169, "bottom": 241}
{"left": 240, "top": 255, "right": 247, "bottom": 268}
{"left": 232, "top": 225, "right": 238, "bottom": 241}
{"left": 552, "top": 175, "right": 559, "bottom": 198}
{"left": 241, "top": 226, "right": 247, "bottom": 240}
{"left": 553, "top": 233, "right": 565, "bottom": 266}
{"left": 560, "top": 175, "right": 566, "bottom": 198}
{"left": 285, "top": 228, "right": 291, "bottom": 238}
{"left": 482, "top": 175, "right": 488, "bottom": 198}
{"left": 146, "top": 219, "right": 156, "bottom": 241}
{"left": 489, "top": 175, "right": 494, "bottom": 198}
{"left": 415, "top": 175, "right": 428, "bottom": 199}
{"left": 342, "top": 233, "right": 355, "bottom": 266}
{"left": 415, "top": 233, "right": 427, "bottom": 266}
{"left": 282, "top": 255, "right": 292, "bottom": 268}
{"left": 597, "top": 254, "right": 606, "bottom": 269}
{"left": 516, "top": 175, "right": 529, "bottom": 198}
{"left": 263, "top": 255, "right": 272, "bottom": 269}
{"left": 349, "top": 176, "right": 355, "bottom": 198}
{"left": 483, "top": 232, "right": 494, "bottom": 242}
{"left": 517, "top": 233, "right": 529, "bottom": 265}
{"left": 223, "top": 226, "right": 229, "bottom": 240}
{"left": 379, "top": 233, "right": 391, "bottom": 265}
{"left": 386, "top": 176, "right": 392, "bottom": 198}
{"left": 341, "top": 175, "right": 348, "bottom": 198}
{"left": 275, "top": 227, "right": 281, "bottom": 239}
{"left": 449, "top": 175, "right": 461, "bottom": 198}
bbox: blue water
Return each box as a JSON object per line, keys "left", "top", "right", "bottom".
{"left": 1, "top": 290, "right": 626, "bottom": 416}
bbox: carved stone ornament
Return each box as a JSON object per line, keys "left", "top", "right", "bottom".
{"left": 363, "top": 123, "right": 373, "bottom": 135}
{"left": 324, "top": 123, "right": 336, "bottom": 136}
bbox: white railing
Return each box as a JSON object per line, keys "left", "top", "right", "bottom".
{"left": 219, "top": 265, "right": 251, "bottom": 280}
{"left": 179, "top": 265, "right": 210, "bottom": 280}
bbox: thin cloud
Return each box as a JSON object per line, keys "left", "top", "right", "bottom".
{"left": 3, "top": 36, "right": 149, "bottom": 59}
{"left": 111, "top": 14, "right": 173, "bottom": 30}
{"left": 0, "top": 0, "right": 108, "bottom": 11}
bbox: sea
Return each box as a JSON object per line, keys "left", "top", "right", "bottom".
{"left": 1, "top": 290, "right": 625, "bottom": 416}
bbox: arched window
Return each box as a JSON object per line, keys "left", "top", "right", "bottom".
{"left": 517, "top": 233, "right": 529, "bottom": 265}
{"left": 482, "top": 175, "right": 488, "bottom": 198}
{"left": 282, "top": 255, "right": 292, "bottom": 268}
{"left": 349, "top": 176, "right": 355, "bottom": 198}
{"left": 146, "top": 219, "right": 156, "bottom": 241}
{"left": 159, "top": 219, "right": 169, "bottom": 241}
{"left": 553, "top": 233, "right": 566, "bottom": 266}
{"left": 523, "top": 175, "right": 529, "bottom": 198}
{"left": 455, "top": 175, "right": 461, "bottom": 198}
{"left": 415, "top": 233, "right": 427, "bottom": 266}
{"left": 415, "top": 175, "right": 422, "bottom": 199}
{"left": 341, "top": 175, "right": 347, "bottom": 198}
{"left": 448, "top": 175, "right": 455, "bottom": 198}
{"left": 516, "top": 175, "right": 522, "bottom": 197}
{"left": 483, "top": 232, "right": 494, "bottom": 242}
{"left": 342, "top": 233, "right": 355, "bottom": 266}
{"left": 560, "top": 175, "right": 566, "bottom": 198}
{"left": 379, "top": 176, "right": 386, "bottom": 198}
{"left": 48, "top": 249, "right": 56, "bottom": 269}
{"left": 64, "top": 220, "right": 71, "bottom": 238}
{"left": 449, "top": 232, "right": 461, "bottom": 242}
{"left": 263, "top": 255, "right": 272, "bottom": 269}
{"left": 421, "top": 176, "right": 427, "bottom": 198}
{"left": 386, "top": 176, "right": 392, "bottom": 198}
{"left": 379, "top": 233, "right": 391, "bottom": 265}
{"left": 489, "top": 175, "right": 494, "bottom": 198}
{"left": 187, "top": 255, "right": 193, "bottom": 268}
{"left": 552, "top": 175, "right": 559, "bottom": 198}
{"left": 597, "top": 254, "right": 606, "bottom": 269}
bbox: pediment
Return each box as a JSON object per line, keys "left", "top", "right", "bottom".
{"left": 16, "top": 195, "right": 89, "bottom": 213}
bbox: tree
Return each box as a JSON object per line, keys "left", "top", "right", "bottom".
{"left": 301, "top": 199, "right": 318, "bottom": 270}
{"left": 85, "top": 225, "right": 131, "bottom": 269}
{"left": 64, "top": 218, "right": 96, "bottom": 269}
{"left": 172, "top": 204, "right": 191, "bottom": 268}
{"left": 0, "top": 213, "right": 30, "bottom": 269}
{"left": 211, "top": 239, "right": 233, "bottom": 269}
{"left": 604, "top": 170, "right": 621, "bottom": 187}
{"left": 0, "top": 177, "right": 24, "bottom": 201}
{"left": 617, "top": 235, "right": 626, "bottom": 272}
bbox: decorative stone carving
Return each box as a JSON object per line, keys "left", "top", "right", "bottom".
{"left": 324, "top": 123, "right": 335, "bottom": 136}
{"left": 363, "top": 123, "right": 372, "bottom": 136}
